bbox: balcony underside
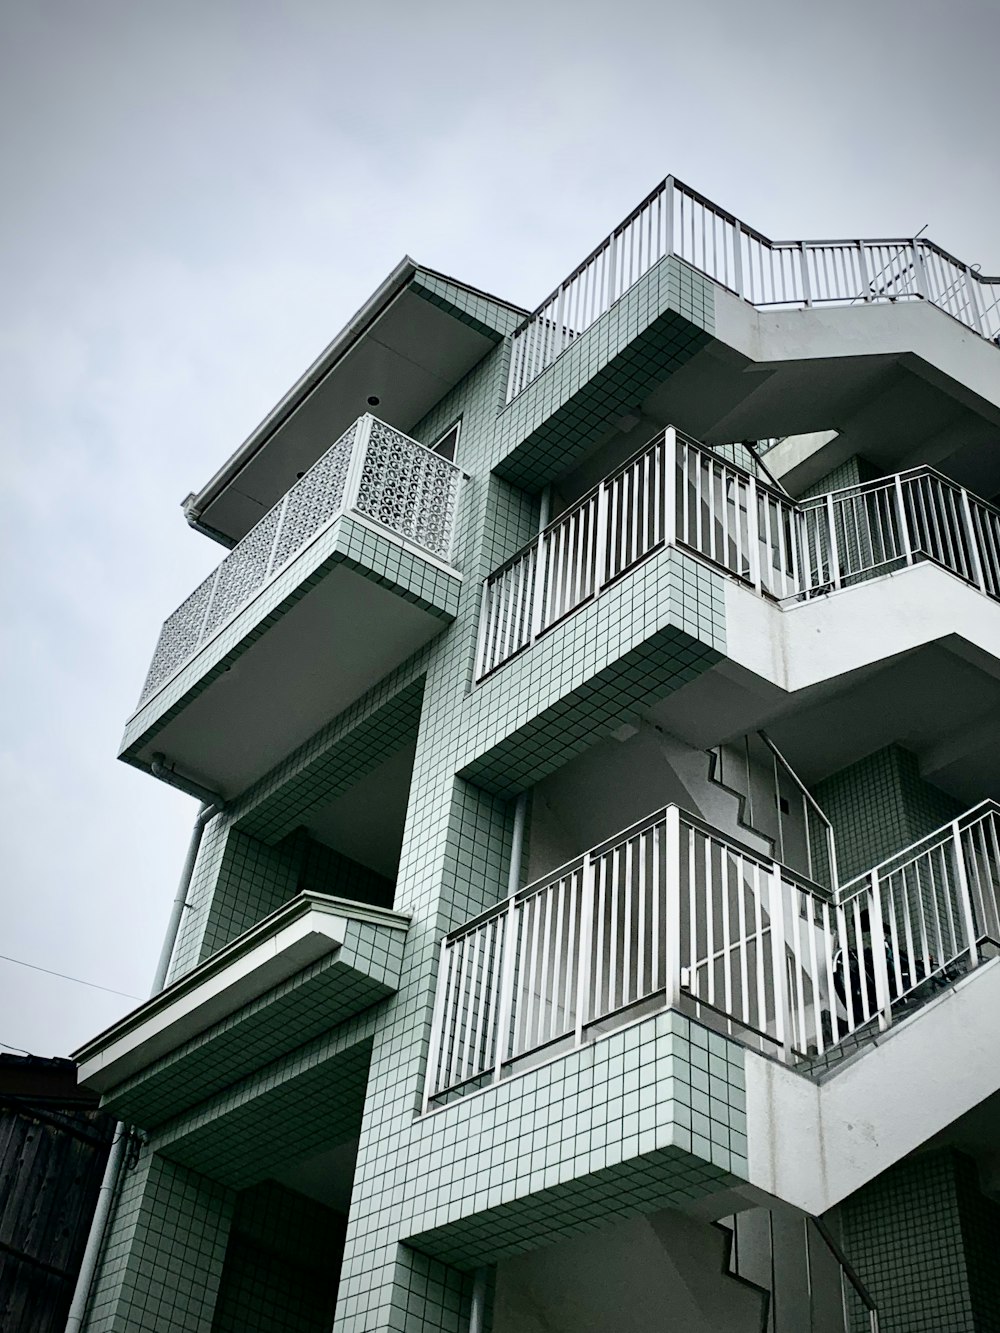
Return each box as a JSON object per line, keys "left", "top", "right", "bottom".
{"left": 121, "top": 515, "right": 460, "bottom": 799}
{"left": 495, "top": 257, "right": 1000, "bottom": 498}
{"left": 73, "top": 892, "right": 408, "bottom": 1128}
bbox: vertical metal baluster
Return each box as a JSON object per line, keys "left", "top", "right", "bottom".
{"left": 609, "top": 847, "right": 621, "bottom": 1012}
{"left": 594, "top": 854, "right": 608, "bottom": 1020}
{"left": 737, "top": 854, "right": 750, "bottom": 1033}
{"left": 664, "top": 809, "right": 682, "bottom": 1010}
{"left": 652, "top": 820, "right": 663, "bottom": 993}
{"left": 867, "top": 872, "right": 893, "bottom": 1032}
{"left": 423, "top": 938, "right": 453, "bottom": 1110}
{"left": 806, "top": 891, "right": 824, "bottom": 1051}
{"left": 753, "top": 862, "right": 767, "bottom": 1043}
{"left": 448, "top": 937, "right": 471, "bottom": 1088}
{"left": 952, "top": 819, "right": 981, "bottom": 969}
{"left": 462, "top": 929, "right": 485, "bottom": 1080}
{"left": 688, "top": 827, "right": 699, "bottom": 1009}
{"left": 494, "top": 897, "right": 519, "bottom": 1082}
{"left": 623, "top": 837, "right": 634, "bottom": 1007}
{"left": 821, "top": 901, "right": 840, "bottom": 1045}
{"left": 575, "top": 857, "right": 596, "bottom": 1046}
{"left": 718, "top": 848, "right": 732, "bottom": 1031}
{"left": 770, "top": 866, "right": 791, "bottom": 1060}
{"left": 637, "top": 831, "right": 648, "bottom": 999}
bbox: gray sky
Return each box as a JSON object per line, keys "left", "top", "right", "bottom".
{"left": 2, "top": 0, "right": 999, "bottom": 1058}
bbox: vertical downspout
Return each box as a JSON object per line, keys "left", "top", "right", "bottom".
{"left": 64, "top": 795, "right": 221, "bottom": 1333}
{"left": 467, "top": 788, "right": 528, "bottom": 1330}
{"left": 468, "top": 1266, "right": 489, "bottom": 1333}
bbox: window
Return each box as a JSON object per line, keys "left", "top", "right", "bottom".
{"left": 431, "top": 420, "right": 461, "bottom": 464}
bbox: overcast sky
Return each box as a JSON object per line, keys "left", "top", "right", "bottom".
{"left": 2, "top": 0, "right": 999, "bottom": 1058}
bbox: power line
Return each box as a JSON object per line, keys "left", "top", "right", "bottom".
{"left": 0, "top": 1041, "right": 32, "bottom": 1055}
{"left": 0, "top": 954, "right": 141, "bottom": 1001}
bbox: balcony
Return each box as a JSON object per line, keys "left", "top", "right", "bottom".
{"left": 74, "top": 890, "right": 409, "bottom": 1128}
{"left": 425, "top": 803, "right": 1000, "bottom": 1111}
{"left": 507, "top": 175, "right": 1000, "bottom": 404}
{"left": 121, "top": 415, "right": 464, "bottom": 796}
{"left": 476, "top": 427, "right": 1000, "bottom": 680}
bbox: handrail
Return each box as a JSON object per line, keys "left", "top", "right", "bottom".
{"left": 136, "top": 415, "right": 464, "bottom": 709}
{"left": 507, "top": 175, "right": 999, "bottom": 401}
{"left": 426, "top": 798, "right": 1000, "bottom": 1109}
{"left": 809, "top": 1217, "right": 879, "bottom": 1325}
{"left": 475, "top": 423, "right": 1000, "bottom": 681}
{"left": 837, "top": 799, "right": 1000, "bottom": 896}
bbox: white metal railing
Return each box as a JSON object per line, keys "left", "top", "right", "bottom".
{"left": 424, "top": 802, "right": 1000, "bottom": 1108}
{"left": 137, "top": 416, "right": 463, "bottom": 707}
{"left": 507, "top": 175, "right": 1000, "bottom": 401}
{"left": 476, "top": 429, "right": 1000, "bottom": 680}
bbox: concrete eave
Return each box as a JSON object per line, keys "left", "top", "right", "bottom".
{"left": 72, "top": 891, "right": 410, "bottom": 1093}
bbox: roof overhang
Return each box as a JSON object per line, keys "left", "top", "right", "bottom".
{"left": 73, "top": 892, "right": 410, "bottom": 1098}
{"left": 185, "top": 259, "right": 523, "bottom": 545}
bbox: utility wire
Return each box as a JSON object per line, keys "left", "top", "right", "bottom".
{"left": 0, "top": 954, "right": 141, "bottom": 1001}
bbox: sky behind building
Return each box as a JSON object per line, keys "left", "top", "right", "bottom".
{"left": 2, "top": 0, "right": 999, "bottom": 1057}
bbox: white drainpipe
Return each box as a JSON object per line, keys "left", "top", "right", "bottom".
{"left": 64, "top": 787, "right": 222, "bottom": 1333}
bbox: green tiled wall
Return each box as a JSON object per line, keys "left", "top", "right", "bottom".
{"left": 842, "top": 1150, "right": 1000, "bottom": 1333}
{"left": 86, "top": 1153, "right": 234, "bottom": 1333}
{"left": 88, "top": 256, "right": 766, "bottom": 1333}
{"left": 493, "top": 257, "right": 714, "bottom": 490}
{"left": 211, "top": 1181, "right": 345, "bottom": 1333}
{"left": 813, "top": 744, "right": 962, "bottom": 882}
{"left": 797, "top": 455, "right": 881, "bottom": 501}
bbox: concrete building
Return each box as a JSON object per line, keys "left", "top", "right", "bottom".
{"left": 72, "top": 176, "right": 1000, "bottom": 1331}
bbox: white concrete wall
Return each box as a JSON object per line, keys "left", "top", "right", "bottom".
{"left": 744, "top": 955, "right": 1000, "bottom": 1215}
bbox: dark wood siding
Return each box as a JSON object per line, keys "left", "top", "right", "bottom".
{"left": 0, "top": 1099, "right": 114, "bottom": 1333}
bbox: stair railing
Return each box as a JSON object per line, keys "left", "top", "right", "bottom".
{"left": 476, "top": 429, "right": 1000, "bottom": 682}
{"left": 425, "top": 801, "right": 1000, "bottom": 1109}
{"left": 507, "top": 175, "right": 1000, "bottom": 402}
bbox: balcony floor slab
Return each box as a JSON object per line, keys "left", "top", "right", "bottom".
{"left": 121, "top": 514, "right": 460, "bottom": 799}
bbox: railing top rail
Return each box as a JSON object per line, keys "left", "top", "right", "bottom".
{"left": 796, "top": 462, "right": 996, "bottom": 509}
{"left": 837, "top": 799, "right": 1000, "bottom": 896}
{"left": 513, "top": 174, "right": 1000, "bottom": 335}
{"left": 483, "top": 427, "right": 793, "bottom": 588}
{"left": 809, "top": 1217, "right": 879, "bottom": 1316}
{"left": 444, "top": 801, "right": 831, "bottom": 945}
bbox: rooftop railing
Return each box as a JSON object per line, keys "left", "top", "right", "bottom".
{"left": 475, "top": 427, "right": 1000, "bottom": 680}
{"left": 425, "top": 801, "right": 1000, "bottom": 1110}
{"left": 137, "top": 415, "right": 463, "bottom": 709}
{"left": 507, "top": 176, "right": 1000, "bottom": 401}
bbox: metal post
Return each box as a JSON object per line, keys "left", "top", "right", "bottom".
{"left": 965, "top": 266, "right": 985, "bottom": 335}
{"left": 422, "top": 938, "right": 452, "bottom": 1113}
{"left": 530, "top": 488, "right": 552, "bottom": 643}
{"left": 343, "top": 413, "right": 373, "bottom": 514}
{"left": 493, "top": 897, "right": 518, "bottom": 1083}
{"left": 733, "top": 222, "right": 744, "bottom": 299}
{"left": 866, "top": 872, "right": 894, "bottom": 1031}
{"left": 664, "top": 808, "right": 682, "bottom": 1010}
{"left": 825, "top": 493, "right": 841, "bottom": 589}
{"left": 473, "top": 577, "right": 492, "bottom": 682}
{"left": 664, "top": 178, "right": 675, "bottom": 258}
{"left": 959, "top": 487, "right": 987, "bottom": 592}
{"left": 910, "top": 241, "right": 927, "bottom": 300}
{"left": 769, "top": 865, "right": 792, "bottom": 1062}
{"left": 747, "top": 475, "right": 762, "bottom": 594}
{"left": 575, "top": 855, "right": 596, "bottom": 1045}
{"left": 264, "top": 493, "right": 291, "bottom": 579}
{"left": 893, "top": 474, "right": 914, "bottom": 566}
{"left": 952, "top": 820, "right": 981, "bottom": 970}
{"left": 799, "top": 242, "right": 813, "bottom": 306}
{"left": 663, "top": 428, "right": 678, "bottom": 552}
